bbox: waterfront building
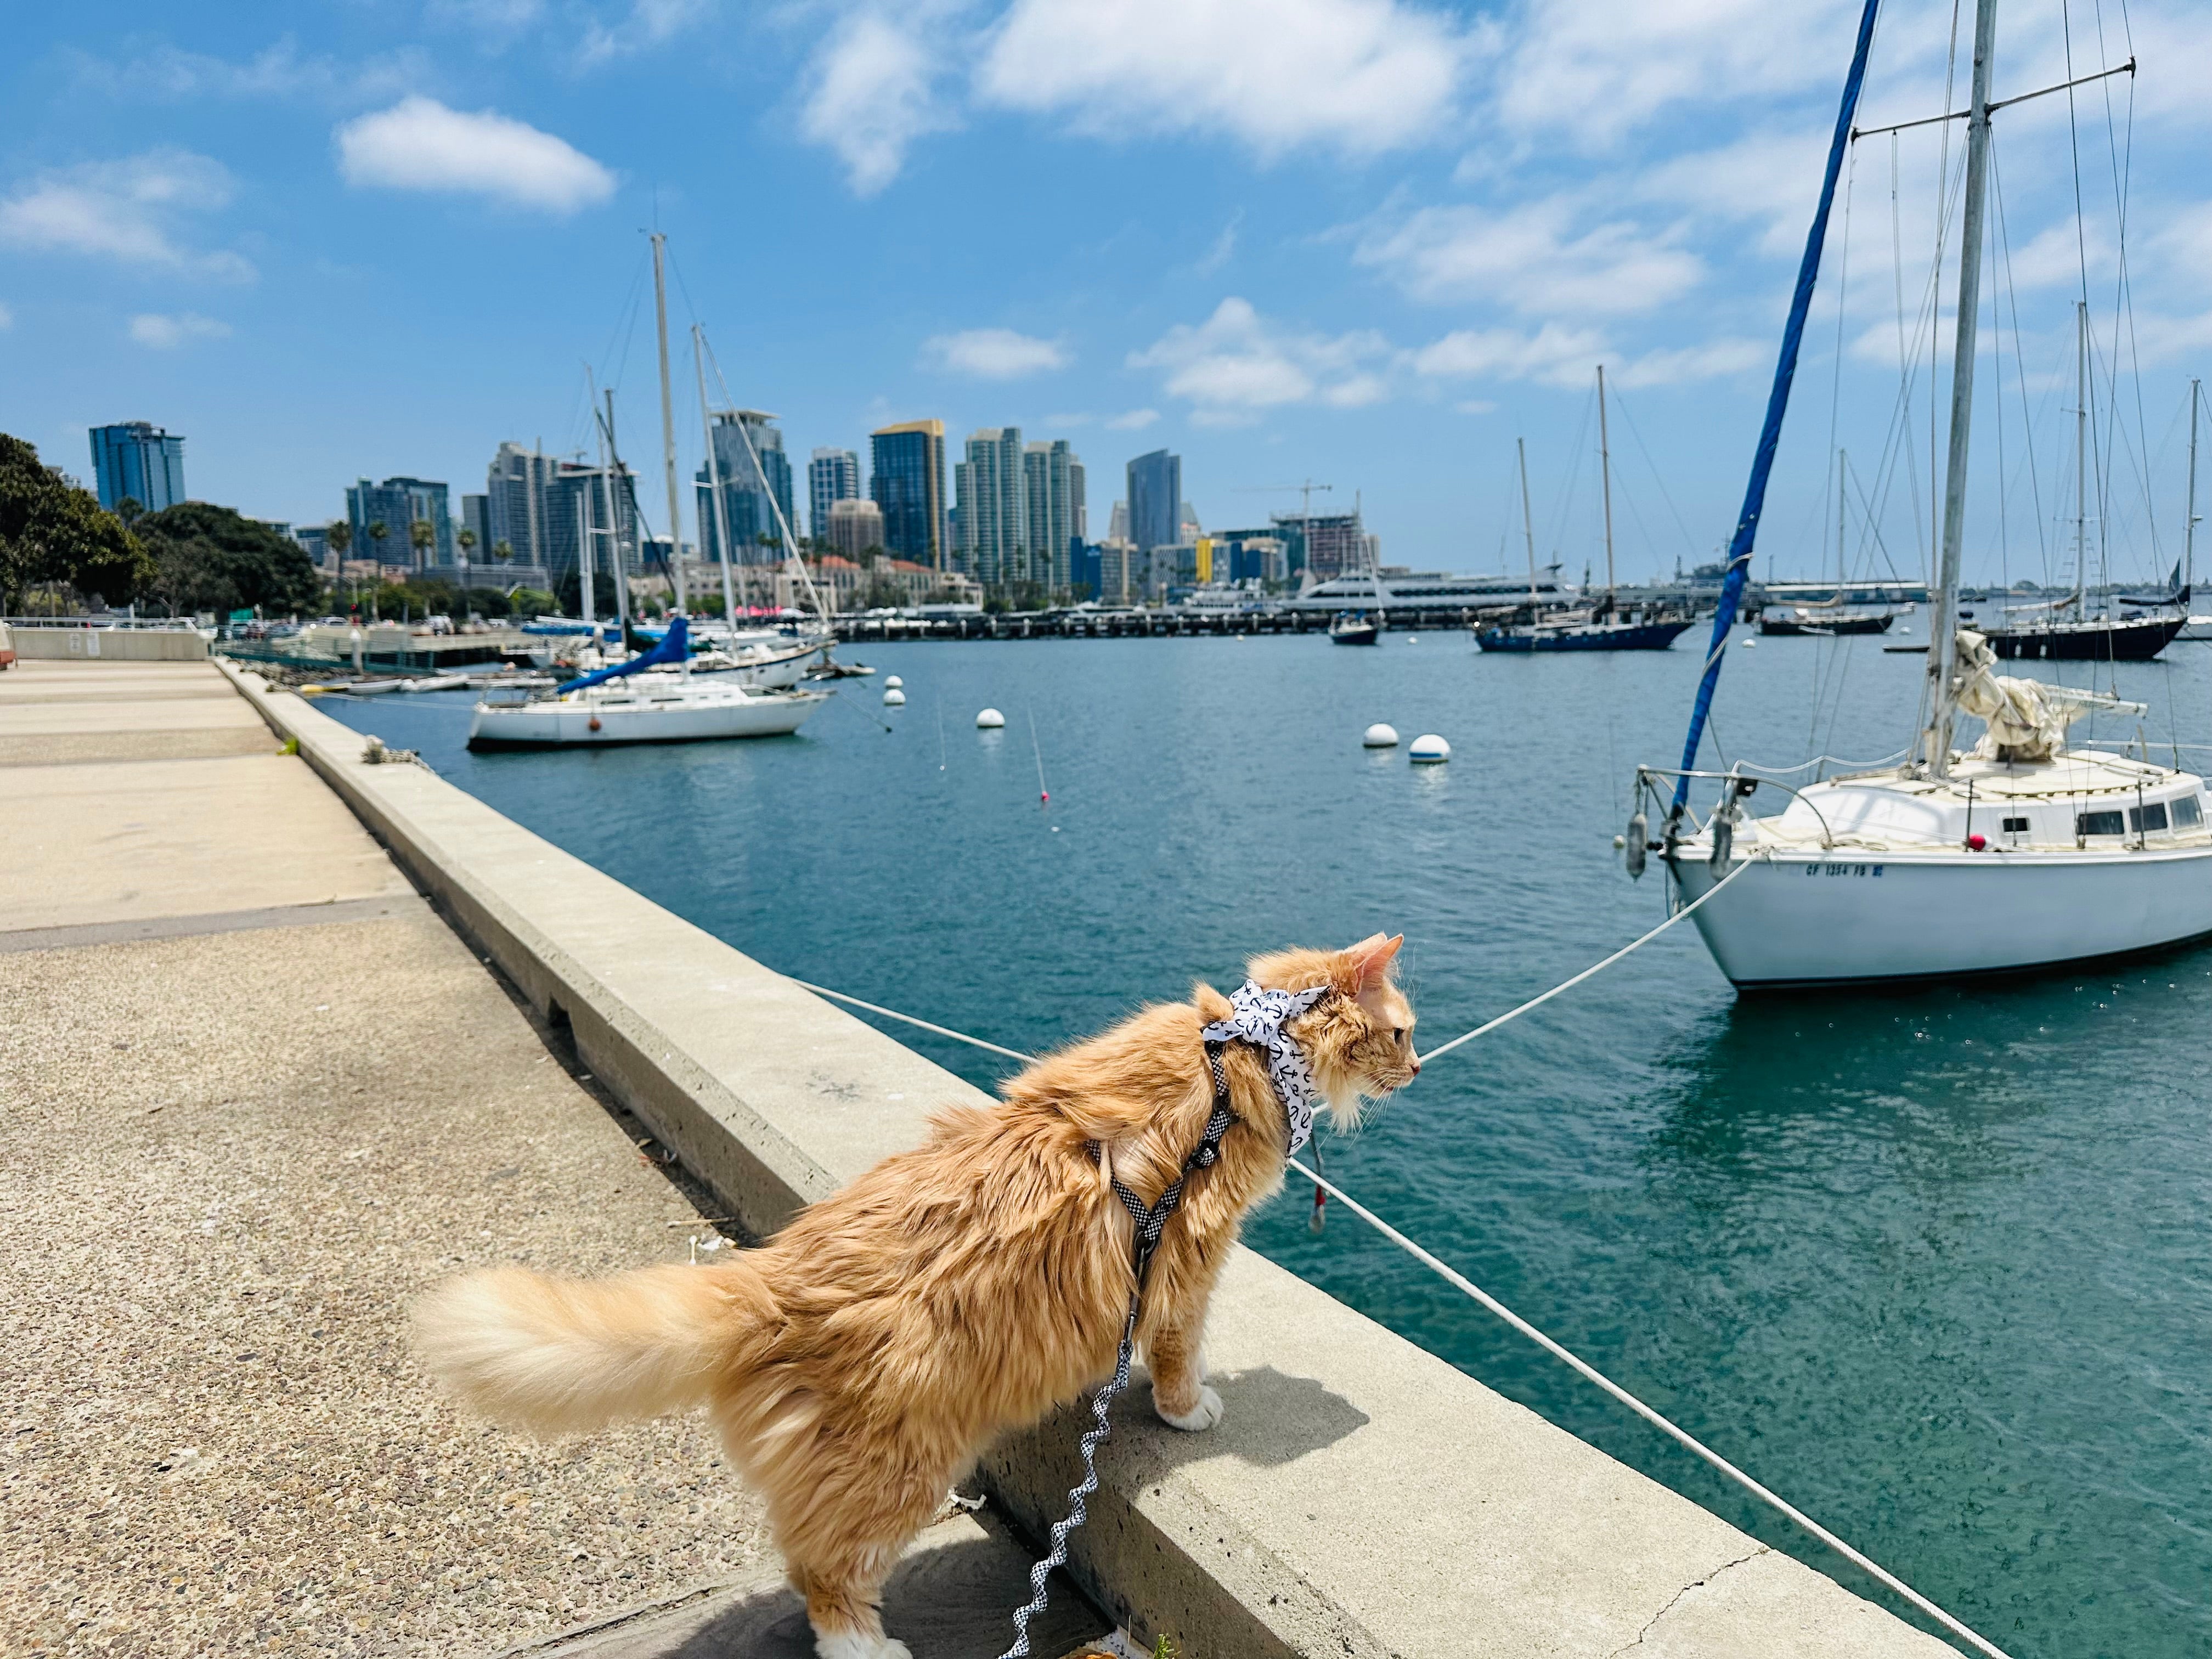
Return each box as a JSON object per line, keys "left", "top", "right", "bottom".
{"left": 461, "top": 493, "right": 492, "bottom": 573}
{"left": 89, "top": 422, "right": 186, "bottom": 514}
{"left": 826, "top": 497, "right": 885, "bottom": 563}
{"left": 544, "top": 461, "right": 639, "bottom": 597}
{"left": 955, "top": 427, "right": 1027, "bottom": 585}
{"left": 808, "top": 448, "right": 861, "bottom": 541}
{"left": 346, "top": 476, "right": 454, "bottom": 572}
{"left": 1107, "top": 500, "right": 1127, "bottom": 543}
{"left": 1269, "top": 507, "right": 1366, "bottom": 580}
{"left": 486, "top": 443, "right": 562, "bottom": 569}
{"left": 1069, "top": 540, "right": 1103, "bottom": 599}
{"left": 1126, "top": 449, "right": 1181, "bottom": 560}
{"left": 1098, "top": 537, "right": 1137, "bottom": 606}
{"left": 870, "top": 419, "right": 947, "bottom": 569}
{"left": 290, "top": 524, "right": 332, "bottom": 575}
{"left": 696, "top": 410, "right": 795, "bottom": 565}
{"left": 1023, "top": 439, "right": 1081, "bottom": 591}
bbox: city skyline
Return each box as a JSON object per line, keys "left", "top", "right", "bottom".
{"left": 6, "top": 2, "right": 2212, "bottom": 592}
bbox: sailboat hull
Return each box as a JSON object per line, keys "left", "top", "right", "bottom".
{"left": 1666, "top": 845, "right": 2212, "bottom": 986}
{"left": 1758, "top": 612, "right": 1895, "bottom": 636}
{"left": 1476, "top": 619, "right": 1694, "bottom": 652}
{"left": 467, "top": 687, "right": 824, "bottom": 749}
{"left": 1979, "top": 616, "right": 2185, "bottom": 661}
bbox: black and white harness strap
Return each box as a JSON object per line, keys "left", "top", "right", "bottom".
{"left": 995, "top": 1043, "right": 1239, "bottom": 1659}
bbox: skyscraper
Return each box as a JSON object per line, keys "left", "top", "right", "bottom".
{"left": 1126, "top": 449, "right": 1181, "bottom": 558}
{"left": 870, "top": 420, "right": 947, "bottom": 570}
{"left": 1271, "top": 508, "right": 1365, "bottom": 579}
{"left": 808, "top": 447, "right": 861, "bottom": 541}
{"left": 345, "top": 476, "right": 453, "bottom": 571}
{"left": 546, "top": 460, "right": 639, "bottom": 595}
{"left": 696, "top": 410, "right": 795, "bottom": 564}
{"left": 89, "top": 422, "right": 186, "bottom": 514}
{"left": 487, "top": 443, "right": 558, "bottom": 568}
{"left": 461, "top": 494, "right": 491, "bottom": 570}
{"left": 1023, "top": 439, "right": 1081, "bottom": 591}
{"left": 825, "top": 498, "right": 885, "bottom": 562}
{"left": 956, "top": 427, "right": 1026, "bottom": 585}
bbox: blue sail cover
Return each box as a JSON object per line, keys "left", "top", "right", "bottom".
{"left": 562, "top": 612, "right": 690, "bottom": 693}
{"left": 1671, "top": 0, "right": 1882, "bottom": 815}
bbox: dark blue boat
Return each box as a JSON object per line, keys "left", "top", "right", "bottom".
{"left": 1475, "top": 617, "right": 1694, "bottom": 652}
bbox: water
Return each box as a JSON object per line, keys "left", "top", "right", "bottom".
{"left": 328, "top": 631, "right": 2212, "bottom": 1657}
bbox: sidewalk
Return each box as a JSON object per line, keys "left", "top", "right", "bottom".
{"left": 0, "top": 660, "right": 782, "bottom": 1656}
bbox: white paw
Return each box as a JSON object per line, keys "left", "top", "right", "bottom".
{"left": 813, "top": 1632, "right": 910, "bottom": 1659}
{"left": 1156, "top": 1383, "right": 1223, "bottom": 1432}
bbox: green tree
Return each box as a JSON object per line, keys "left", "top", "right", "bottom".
{"left": 136, "top": 503, "right": 323, "bottom": 618}
{"left": 492, "top": 538, "right": 514, "bottom": 564}
{"left": 508, "top": 586, "right": 555, "bottom": 616}
{"left": 0, "top": 433, "right": 153, "bottom": 612}
{"left": 409, "top": 518, "right": 435, "bottom": 578}
{"left": 366, "top": 519, "right": 390, "bottom": 567}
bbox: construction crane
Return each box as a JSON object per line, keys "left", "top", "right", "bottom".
{"left": 1232, "top": 481, "right": 1333, "bottom": 578}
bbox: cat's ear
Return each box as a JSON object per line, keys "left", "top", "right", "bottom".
{"left": 1340, "top": 933, "right": 1403, "bottom": 990}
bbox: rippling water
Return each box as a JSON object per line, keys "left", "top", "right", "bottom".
{"left": 326, "top": 629, "right": 2212, "bottom": 1657}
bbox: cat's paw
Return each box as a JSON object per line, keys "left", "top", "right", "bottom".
{"left": 1155, "top": 1383, "right": 1223, "bottom": 1432}
{"left": 814, "top": 1633, "right": 910, "bottom": 1659}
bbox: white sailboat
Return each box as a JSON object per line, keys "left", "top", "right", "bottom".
{"left": 1633, "top": 0, "right": 2212, "bottom": 988}
{"left": 468, "top": 238, "right": 826, "bottom": 751}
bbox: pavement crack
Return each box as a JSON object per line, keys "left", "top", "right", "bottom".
{"left": 1608, "top": 1547, "right": 1770, "bottom": 1658}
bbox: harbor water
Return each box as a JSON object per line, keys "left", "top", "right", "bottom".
{"left": 326, "top": 630, "right": 2212, "bottom": 1658}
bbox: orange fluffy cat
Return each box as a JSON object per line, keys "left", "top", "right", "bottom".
{"left": 412, "top": 934, "right": 1417, "bottom": 1659}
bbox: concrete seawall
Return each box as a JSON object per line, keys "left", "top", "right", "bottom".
{"left": 220, "top": 660, "right": 1958, "bottom": 1659}
{"left": 7, "top": 624, "right": 210, "bottom": 661}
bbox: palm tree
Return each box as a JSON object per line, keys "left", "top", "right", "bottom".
{"left": 493, "top": 538, "right": 514, "bottom": 565}
{"left": 366, "top": 520, "right": 389, "bottom": 619}
{"left": 409, "top": 518, "right": 435, "bottom": 575}
{"left": 326, "top": 520, "right": 353, "bottom": 611}
{"left": 456, "top": 525, "right": 476, "bottom": 587}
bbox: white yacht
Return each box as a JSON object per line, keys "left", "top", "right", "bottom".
{"left": 1632, "top": 0, "right": 2212, "bottom": 987}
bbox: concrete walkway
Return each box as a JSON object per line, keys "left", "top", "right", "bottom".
{"left": 0, "top": 659, "right": 1101, "bottom": 1658}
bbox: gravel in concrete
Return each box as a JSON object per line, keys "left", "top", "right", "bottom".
{"left": 0, "top": 910, "right": 781, "bottom": 1658}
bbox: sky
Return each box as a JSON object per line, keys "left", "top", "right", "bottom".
{"left": 3, "top": 0, "right": 2209, "bottom": 589}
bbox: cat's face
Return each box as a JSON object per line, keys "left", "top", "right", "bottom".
{"left": 1308, "top": 934, "right": 1419, "bottom": 1127}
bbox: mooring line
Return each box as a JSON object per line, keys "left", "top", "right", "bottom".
{"left": 786, "top": 877, "right": 2016, "bottom": 1659}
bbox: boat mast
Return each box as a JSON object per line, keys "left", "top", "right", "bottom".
{"left": 1920, "top": 0, "right": 1999, "bottom": 780}
{"left": 1519, "top": 437, "right": 1538, "bottom": 609}
{"left": 650, "top": 233, "right": 688, "bottom": 616}
{"left": 1837, "top": 448, "right": 1848, "bottom": 592}
{"left": 2188, "top": 378, "right": 2202, "bottom": 596}
{"left": 1597, "top": 363, "right": 1616, "bottom": 612}
{"left": 575, "top": 492, "right": 594, "bottom": 628}
{"left": 2074, "top": 298, "right": 2088, "bottom": 614}
{"left": 693, "top": 325, "right": 740, "bottom": 628}
{"left": 597, "top": 391, "right": 631, "bottom": 637}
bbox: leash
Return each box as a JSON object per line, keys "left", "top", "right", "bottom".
{"left": 995, "top": 1043, "right": 1237, "bottom": 1659}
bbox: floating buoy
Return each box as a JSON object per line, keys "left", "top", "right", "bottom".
{"left": 885, "top": 675, "right": 904, "bottom": 689}
{"left": 1363, "top": 723, "right": 1400, "bottom": 748}
{"left": 588, "top": 716, "right": 602, "bottom": 731}
{"left": 977, "top": 708, "right": 1005, "bottom": 729}
{"left": 1742, "top": 637, "right": 1758, "bottom": 648}
{"left": 1409, "top": 733, "right": 1450, "bottom": 764}
{"left": 883, "top": 688, "right": 906, "bottom": 706}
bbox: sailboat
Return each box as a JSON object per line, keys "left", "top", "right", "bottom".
{"left": 1476, "top": 367, "right": 1695, "bottom": 652}
{"left": 469, "top": 238, "right": 826, "bottom": 751}
{"left": 1759, "top": 452, "right": 1898, "bottom": 635}
{"left": 1974, "top": 304, "right": 2185, "bottom": 662}
{"left": 1632, "top": 0, "right": 2212, "bottom": 988}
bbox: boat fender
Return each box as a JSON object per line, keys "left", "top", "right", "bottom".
{"left": 588, "top": 716, "right": 601, "bottom": 732}
{"left": 1709, "top": 807, "right": 1735, "bottom": 871}
{"left": 1623, "top": 810, "right": 1647, "bottom": 879}
{"left": 1967, "top": 832, "right": 1986, "bottom": 851}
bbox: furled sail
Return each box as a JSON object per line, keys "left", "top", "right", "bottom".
{"left": 1951, "top": 629, "right": 2142, "bottom": 762}
{"left": 563, "top": 613, "right": 690, "bottom": 693}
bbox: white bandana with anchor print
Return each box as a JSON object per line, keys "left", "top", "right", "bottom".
{"left": 1200, "top": 979, "right": 1331, "bottom": 1155}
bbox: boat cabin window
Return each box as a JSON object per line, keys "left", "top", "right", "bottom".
{"left": 2128, "top": 803, "right": 2169, "bottom": 834}
{"left": 2001, "top": 816, "right": 2029, "bottom": 833}
{"left": 2175, "top": 795, "right": 2204, "bottom": 830}
{"left": 2076, "top": 810, "right": 2125, "bottom": 837}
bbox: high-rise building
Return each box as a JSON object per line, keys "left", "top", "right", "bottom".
{"left": 545, "top": 461, "right": 639, "bottom": 597}
{"left": 1271, "top": 508, "right": 1366, "bottom": 579}
{"left": 870, "top": 420, "right": 947, "bottom": 570}
{"left": 1126, "top": 449, "right": 1181, "bottom": 559}
{"left": 826, "top": 498, "right": 885, "bottom": 563}
{"left": 1023, "top": 439, "right": 1081, "bottom": 591}
{"left": 487, "top": 443, "right": 559, "bottom": 568}
{"left": 696, "top": 410, "right": 795, "bottom": 565}
{"left": 461, "top": 494, "right": 492, "bottom": 570}
{"left": 1069, "top": 459, "right": 1087, "bottom": 543}
{"left": 1108, "top": 500, "right": 1127, "bottom": 543}
{"left": 808, "top": 448, "right": 861, "bottom": 541}
{"left": 89, "top": 422, "right": 186, "bottom": 514}
{"left": 346, "top": 476, "right": 453, "bottom": 571}
{"left": 955, "top": 427, "right": 1027, "bottom": 585}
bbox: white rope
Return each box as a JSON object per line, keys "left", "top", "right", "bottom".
{"left": 1417, "top": 857, "right": 1753, "bottom": 1065}
{"left": 1287, "top": 1156, "right": 2011, "bottom": 1659}
{"left": 791, "top": 978, "right": 1036, "bottom": 1063}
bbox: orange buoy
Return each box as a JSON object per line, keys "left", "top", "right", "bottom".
{"left": 588, "top": 716, "right": 602, "bottom": 732}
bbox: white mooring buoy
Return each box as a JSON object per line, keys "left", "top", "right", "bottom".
{"left": 1363, "top": 723, "right": 1400, "bottom": 748}
{"left": 1409, "top": 733, "right": 1451, "bottom": 764}
{"left": 1742, "top": 637, "right": 1758, "bottom": 648}
{"left": 883, "top": 688, "right": 906, "bottom": 706}
{"left": 976, "top": 708, "right": 1006, "bottom": 729}
{"left": 885, "top": 675, "right": 904, "bottom": 689}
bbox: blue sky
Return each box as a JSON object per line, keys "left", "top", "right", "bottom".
{"left": 3, "top": 0, "right": 2208, "bottom": 588}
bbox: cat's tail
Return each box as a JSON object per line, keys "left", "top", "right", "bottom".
{"left": 410, "top": 1259, "right": 769, "bottom": 1435}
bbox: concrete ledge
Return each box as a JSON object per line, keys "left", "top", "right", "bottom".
{"left": 218, "top": 660, "right": 1957, "bottom": 1659}
{"left": 8, "top": 625, "right": 209, "bottom": 661}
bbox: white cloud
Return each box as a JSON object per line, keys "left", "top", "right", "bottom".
{"left": 1413, "top": 322, "right": 1606, "bottom": 387}
{"left": 70, "top": 37, "right": 431, "bottom": 105}
{"left": 1195, "top": 213, "right": 1240, "bottom": 275}
{"left": 1105, "top": 408, "right": 1160, "bottom": 430}
{"left": 1612, "top": 338, "right": 1767, "bottom": 387}
{"left": 128, "top": 312, "right": 232, "bottom": 349}
{"left": 0, "top": 150, "right": 253, "bottom": 281}
{"left": 335, "top": 97, "right": 616, "bottom": 214}
{"left": 802, "top": 11, "right": 958, "bottom": 195}
{"left": 978, "top": 0, "right": 1475, "bottom": 157}
{"left": 580, "top": 0, "right": 714, "bottom": 64}
{"left": 1130, "top": 297, "right": 1392, "bottom": 419}
{"left": 1355, "top": 200, "right": 1702, "bottom": 315}
{"left": 922, "top": 326, "right": 1069, "bottom": 379}
{"left": 0, "top": 302, "right": 12, "bottom": 330}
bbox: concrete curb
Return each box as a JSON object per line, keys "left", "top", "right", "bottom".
{"left": 217, "top": 661, "right": 1960, "bottom": 1659}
